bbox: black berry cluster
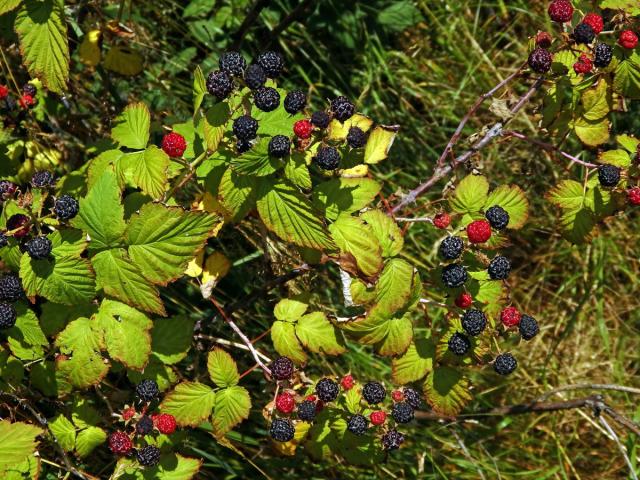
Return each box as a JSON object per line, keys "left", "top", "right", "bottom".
{"left": 314, "top": 146, "right": 341, "bottom": 171}
{"left": 347, "top": 414, "right": 368, "bottom": 435}
{"left": 254, "top": 87, "right": 280, "bottom": 112}
{"left": 135, "top": 379, "right": 159, "bottom": 402}
{"left": 448, "top": 332, "right": 471, "bottom": 356}
{"left": 488, "top": 255, "right": 511, "bottom": 280}
{"left": 206, "top": 70, "right": 234, "bottom": 100}
{"left": 270, "top": 418, "right": 295, "bottom": 442}
{"left": 297, "top": 400, "right": 317, "bottom": 422}
{"left": 519, "top": 314, "right": 539, "bottom": 340}
{"left": 362, "top": 381, "right": 386, "bottom": 405}
{"left": 283, "top": 90, "right": 306, "bottom": 114}
{"left": 403, "top": 388, "right": 422, "bottom": 409}
{"left": 0, "top": 274, "right": 23, "bottom": 302}
{"left": 219, "top": 51, "right": 246, "bottom": 76}
{"left": 593, "top": 43, "right": 613, "bottom": 68}
{"left": 391, "top": 402, "right": 414, "bottom": 424}
{"left": 271, "top": 356, "right": 294, "bottom": 380}
{"left": 528, "top": 48, "right": 553, "bottom": 73}
{"left": 330, "top": 96, "right": 355, "bottom": 122}
{"left": 381, "top": 430, "right": 404, "bottom": 450}
{"left": 346, "top": 127, "right": 367, "bottom": 148}
{"left": 54, "top": 195, "right": 79, "bottom": 220}
{"left": 485, "top": 205, "right": 509, "bottom": 230}
{"left": 136, "top": 445, "right": 161, "bottom": 467}
{"left": 0, "top": 302, "right": 17, "bottom": 329}
{"left": 438, "top": 236, "right": 464, "bottom": 260}
{"left": 494, "top": 353, "right": 517, "bottom": 375}
{"left": 244, "top": 64, "right": 267, "bottom": 90}
{"left": 461, "top": 310, "right": 487, "bottom": 336}
{"left": 232, "top": 115, "right": 259, "bottom": 142}
{"left": 25, "top": 236, "right": 52, "bottom": 260}
{"left": 135, "top": 416, "right": 154, "bottom": 435}
{"left": 268, "top": 135, "right": 291, "bottom": 158}
{"left": 573, "top": 23, "right": 595, "bottom": 44}
{"left": 598, "top": 164, "right": 620, "bottom": 187}
{"left": 315, "top": 378, "right": 339, "bottom": 402}
{"left": 31, "top": 170, "right": 54, "bottom": 188}
{"left": 257, "top": 51, "right": 284, "bottom": 78}
{"left": 311, "top": 111, "right": 330, "bottom": 129}
{"left": 441, "top": 264, "right": 467, "bottom": 288}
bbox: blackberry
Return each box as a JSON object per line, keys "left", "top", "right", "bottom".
{"left": 0, "top": 180, "right": 17, "bottom": 200}
{"left": 271, "top": 356, "right": 294, "bottom": 380}
{"left": 330, "top": 96, "right": 355, "bottom": 122}
{"left": 438, "top": 236, "right": 464, "bottom": 260}
{"left": 0, "top": 233, "right": 7, "bottom": 248}
{"left": 219, "top": 51, "right": 246, "bottom": 76}
{"left": 448, "top": 332, "right": 471, "bottom": 356}
{"left": 54, "top": 195, "right": 80, "bottom": 220}
{"left": 268, "top": 135, "right": 291, "bottom": 158}
{"left": 346, "top": 127, "right": 367, "bottom": 148}
{"left": 461, "top": 309, "right": 487, "bottom": 336}
{"left": 391, "top": 402, "right": 414, "bottom": 424}
{"left": 23, "top": 83, "right": 37, "bottom": 97}
{"left": 25, "top": 236, "right": 52, "bottom": 260}
{"left": 236, "top": 139, "right": 253, "bottom": 154}
{"left": 206, "top": 70, "right": 233, "bottom": 100}
{"left": 528, "top": 48, "right": 553, "bottom": 73}
{"left": 6, "top": 214, "right": 30, "bottom": 238}
{"left": 593, "top": 43, "right": 613, "bottom": 68}
{"left": 135, "top": 379, "right": 159, "bottom": 402}
{"left": 485, "top": 205, "right": 509, "bottom": 230}
{"left": 0, "top": 302, "right": 17, "bottom": 329}
{"left": 270, "top": 418, "right": 295, "bottom": 442}
{"left": 311, "top": 111, "right": 330, "bottom": 129}
{"left": 243, "top": 64, "right": 266, "bottom": 90}
{"left": 136, "top": 445, "right": 161, "bottom": 467}
{"left": 254, "top": 87, "right": 280, "bottom": 112}
{"left": 488, "top": 255, "right": 511, "bottom": 280}
{"left": 441, "top": 264, "right": 467, "bottom": 288}
{"left": 0, "top": 274, "right": 23, "bottom": 302}
{"left": 315, "top": 378, "right": 339, "bottom": 402}
{"left": 598, "top": 164, "right": 621, "bottom": 187}
{"left": 232, "top": 115, "right": 259, "bottom": 141}
{"left": 297, "top": 400, "right": 317, "bottom": 422}
{"left": 362, "top": 381, "right": 386, "bottom": 405}
{"left": 283, "top": 90, "right": 306, "bottom": 114}
{"left": 573, "top": 23, "right": 595, "bottom": 45}
{"left": 347, "top": 414, "right": 368, "bottom": 436}
{"left": 31, "top": 171, "right": 54, "bottom": 188}
{"left": 314, "top": 146, "right": 340, "bottom": 171}
{"left": 519, "top": 314, "right": 539, "bottom": 340}
{"left": 257, "top": 51, "right": 284, "bottom": 78}
{"left": 403, "top": 388, "right": 422, "bottom": 409}
{"left": 381, "top": 429, "right": 404, "bottom": 450}
{"left": 493, "top": 353, "right": 517, "bottom": 375}
{"left": 135, "top": 415, "right": 154, "bottom": 435}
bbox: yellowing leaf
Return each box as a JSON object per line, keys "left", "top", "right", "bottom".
{"left": 78, "top": 30, "right": 102, "bottom": 67}
{"left": 103, "top": 46, "right": 143, "bottom": 76}
{"left": 212, "top": 386, "right": 251, "bottom": 437}
{"left": 0, "top": 420, "right": 43, "bottom": 474}
{"left": 184, "top": 250, "right": 205, "bottom": 278}
{"left": 364, "top": 125, "right": 399, "bottom": 164}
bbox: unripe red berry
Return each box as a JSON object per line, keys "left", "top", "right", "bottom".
{"left": 0, "top": 85, "right": 8, "bottom": 99}
{"left": 466, "top": 220, "right": 492, "bottom": 244}
{"left": 293, "top": 119, "right": 313, "bottom": 139}
{"left": 535, "top": 32, "right": 553, "bottom": 49}
{"left": 391, "top": 390, "right": 404, "bottom": 402}
{"left": 153, "top": 413, "right": 177, "bottom": 434}
{"left": 455, "top": 292, "right": 473, "bottom": 309}
{"left": 340, "top": 374, "right": 355, "bottom": 390}
{"left": 370, "top": 411, "right": 387, "bottom": 426}
{"left": 305, "top": 395, "right": 317, "bottom": 402}
{"left": 628, "top": 187, "right": 640, "bottom": 206}
{"left": 500, "top": 306, "right": 521, "bottom": 328}
{"left": 161, "top": 132, "right": 187, "bottom": 158}
{"left": 433, "top": 212, "right": 451, "bottom": 229}
{"left": 275, "top": 392, "right": 296, "bottom": 414}
{"left": 619, "top": 30, "right": 638, "bottom": 50}
{"left": 122, "top": 407, "right": 136, "bottom": 421}
{"left": 19, "top": 94, "right": 35, "bottom": 109}
{"left": 582, "top": 13, "right": 603, "bottom": 35}
{"left": 548, "top": 0, "right": 574, "bottom": 23}
{"left": 573, "top": 54, "right": 593, "bottom": 74}
{"left": 108, "top": 431, "right": 133, "bottom": 454}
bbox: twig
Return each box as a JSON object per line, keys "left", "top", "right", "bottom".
{"left": 537, "top": 383, "right": 640, "bottom": 402}
{"left": 230, "top": 0, "right": 270, "bottom": 49}
{"left": 395, "top": 217, "right": 433, "bottom": 223}
{"left": 505, "top": 131, "right": 598, "bottom": 169}
{"left": 263, "top": 0, "right": 317, "bottom": 47}
{"left": 419, "top": 298, "right": 449, "bottom": 308}
{"left": 339, "top": 269, "right": 354, "bottom": 307}
{"left": 598, "top": 414, "right": 639, "bottom": 480}
{"left": 195, "top": 334, "right": 272, "bottom": 363}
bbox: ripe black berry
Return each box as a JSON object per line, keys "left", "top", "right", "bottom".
{"left": 438, "top": 236, "right": 464, "bottom": 260}
{"left": 136, "top": 415, "right": 154, "bottom": 435}
{"left": 0, "top": 180, "right": 17, "bottom": 200}
{"left": 268, "top": 135, "right": 291, "bottom": 158}
{"left": 488, "top": 255, "right": 511, "bottom": 280}
{"left": 236, "top": 139, "right": 253, "bottom": 154}
{"left": 271, "top": 356, "right": 294, "bottom": 380}
{"left": 441, "top": 264, "right": 467, "bottom": 288}
{"left": 461, "top": 309, "right": 487, "bottom": 336}
{"left": 573, "top": 23, "right": 595, "bottom": 44}
{"left": 232, "top": 115, "right": 259, "bottom": 141}
{"left": 528, "top": 48, "right": 553, "bottom": 73}
{"left": 257, "top": 51, "right": 284, "bottom": 78}
{"left": 136, "top": 445, "right": 161, "bottom": 466}
{"left": 283, "top": 90, "right": 306, "bottom": 114}
{"left": 135, "top": 379, "right": 159, "bottom": 402}
{"left": 206, "top": 70, "right": 234, "bottom": 100}
{"left": 598, "top": 164, "right": 621, "bottom": 187}
{"left": 316, "top": 378, "right": 339, "bottom": 402}
{"left": 0, "top": 233, "right": 7, "bottom": 248}
{"left": 219, "top": 51, "right": 246, "bottom": 77}
{"left": 25, "top": 236, "right": 52, "bottom": 260}
{"left": 311, "top": 111, "right": 330, "bottom": 129}
{"left": 54, "top": 195, "right": 80, "bottom": 220}
{"left": 391, "top": 402, "right": 414, "bottom": 424}
{"left": 347, "top": 414, "right": 368, "bottom": 435}
{"left": 297, "top": 400, "right": 316, "bottom": 422}
{"left": 382, "top": 429, "right": 404, "bottom": 450}
{"left": 31, "top": 171, "right": 54, "bottom": 188}
{"left": 593, "top": 43, "right": 613, "bottom": 68}
{"left": 23, "top": 83, "right": 37, "bottom": 97}
{"left": 519, "top": 314, "right": 539, "bottom": 340}
{"left": 493, "top": 353, "right": 517, "bottom": 375}
{"left": 362, "top": 381, "right": 386, "bottom": 405}
{"left": 330, "top": 96, "right": 355, "bottom": 122}
{"left": 485, "top": 205, "right": 509, "bottom": 230}
{"left": 346, "top": 127, "right": 367, "bottom": 148}
{"left": 270, "top": 418, "right": 295, "bottom": 442}
{"left": 0, "top": 302, "right": 17, "bottom": 329}
{"left": 403, "top": 388, "right": 422, "bottom": 409}
{"left": 0, "top": 274, "right": 23, "bottom": 302}
{"left": 314, "top": 146, "right": 340, "bottom": 171}
{"left": 254, "top": 87, "right": 280, "bottom": 112}
{"left": 244, "top": 64, "right": 266, "bottom": 90}
{"left": 448, "top": 332, "right": 471, "bottom": 356}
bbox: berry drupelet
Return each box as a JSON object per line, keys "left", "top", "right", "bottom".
{"left": 161, "top": 132, "right": 187, "bottom": 158}
{"left": 153, "top": 413, "right": 177, "bottom": 434}
{"left": 548, "top": 0, "right": 574, "bottom": 23}
{"left": 467, "top": 219, "right": 492, "bottom": 243}
{"left": 347, "top": 414, "right": 368, "bottom": 435}
{"left": 23, "top": 83, "right": 37, "bottom": 97}
{"left": 254, "top": 87, "right": 280, "bottom": 112}
{"left": 528, "top": 48, "right": 553, "bottom": 73}
{"left": 314, "top": 146, "right": 341, "bottom": 171}
{"left": 0, "top": 180, "right": 17, "bottom": 200}
{"left": 461, "top": 309, "right": 487, "bottom": 336}
{"left": 284, "top": 90, "right": 306, "bottom": 114}
{"left": 628, "top": 187, "right": 640, "bottom": 206}
{"left": 493, "top": 353, "right": 518, "bottom": 375}
{"left": 108, "top": 431, "right": 132, "bottom": 454}
{"left": 315, "top": 378, "right": 339, "bottom": 402}
{"left": 268, "top": 135, "right": 291, "bottom": 158}
{"left": 135, "top": 379, "right": 159, "bottom": 402}
{"left": 370, "top": 411, "right": 387, "bottom": 426}
{"left": 438, "top": 236, "right": 464, "bottom": 260}
{"left": 619, "top": 30, "right": 638, "bottom": 50}
{"left": 293, "top": 119, "right": 313, "bottom": 139}
{"left": 488, "top": 255, "right": 511, "bottom": 280}
{"left": 455, "top": 292, "right": 473, "bottom": 309}
{"left": 582, "top": 13, "right": 604, "bottom": 35}
{"left": 448, "top": 332, "right": 471, "bottom": 356}
{"left": 433, "top": 212, "right": 451, "bottom": 229}
{"left": 271, "top": 356, "right": 294, "bottom": 380}
{"left": 441, "top": 263, "right": 468, "bottom": 288}
{"left": 500, "top": 306, "right": 521, "bottom": 328}
{"left": 275, "top": 392, "right": 295, "bottom": 414}
{"left": 362, "top": 381, "right": 386, "bottom": 405}
{"left": 54, "top": 195, "right": 79, "bottom": 220}
{"left": 270, "top": 418, "right": 295, "bottom": 442}
{"left": 485, "top": 205, "right": 509, "bottom": 230}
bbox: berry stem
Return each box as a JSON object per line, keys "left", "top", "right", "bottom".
{"left": 163, "top": 150, "right": 208, "bottom": 202}
{"left": 395, "top": 216, "right": 434, "bottom": 223}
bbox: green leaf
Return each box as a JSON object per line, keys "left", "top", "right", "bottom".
{"left": 313, "top": 178, "right": 382, "bottom": 221}
{"left": 126, "top": 203, "right": 216, "bottom": 284}
{"left": 360, "top": 209, "right": 403, "bottom": 257}
{"left": 329, "top": 215, "right": 383, "bottom": 277}
{"left": 614, "top": 51, "right": 640, "bottom": 99}
{"left": 231, "top": 138, "right": 282, "bottom": 176}
{"left": 470, "top": 278, "right": 505, "bottom": 317}
{"left": 193, "top": 66, "right": 207, "bottom": 115}
{"left": 75, "top": 427, "right": 106, "bottom": 458}
{"left": 207, "top": 348, "right": 239, "bottom": 388}
{"left": 450, "top": 174, "right": 490, "bottom": 214}
{"left": 119, "top": 147, "right": 169, "bottom": 200}
{"left": 257, "top": 180, "right": 334, "bottom": 250}
{"left": 363, "top": 125, "right": 399, "bottom": 164}
{"left": 600, "top": 0, "right": 640, "bottom": 14}
{"left": 376, "top": 315, "right": 413, "bottom": 356}
{"left": 254, "top": 99, "right": 304, "bottom": 137}
{"left": 484, "top": 185, "right": 529, "bottom": 230}
{"left": 72, "top": 169, "right": 126, "bottom": 251}
{"left": 328, "top": 115, "right": 374, "bottom": 141}
{"left": 203, "top": 103, "right": 231, "bottom": 152}
{"left": 599, "top": 149, "right": 632, "bottom": 168}
{"left": 617, "top": 134, "right": 639, "bottom": 153}
{"left": 95, "top": 300, "right": 152, "bottom": 370}
{"left": 0, "top": 349, "right": 24, "bottom": 389}
{"left": 212, "top": 386, "right": 251, "bottom": 438}
{"left": 295, "top": 312, "right": 346, "bottom": 355}
{"left": 111, "top": 103, "right": 150, "bottom": 150}
{"left": 274, "top": 297, "right": 309, "bottom": 322}
{"left": 392, "top": 337, "right": 436, "bottom": 384}
{"left": 55, "top": 349, "right": 109, "bottom": 390}
{"left": 7, "top": 305, "right": 47, "bottom": 360}
{"left": 71, "top": 399, "right": 101, "bottom": 430}
{"left": 92, "top": 249, "right": 165, "bottom": 315}
{"left": 344, "top": 388, "right": 362, "bottom": 415}
{"left": 3, "top": 455, "right": 40, "bottom": 480}
{"left": 160, "top": 382, "right": 216, "bottom": 427}
{"left": 423, "top": 366, "right": 472, "bottom": 416}
{"left": 575, "top": 80, "right": 612, "bottom": 146}
{"left": 0, "top": 420, "right": 42, "bottom": 473}
{"left": 49, "top": 415, "right": 76, "bottom": 452}
{"left": 15, "top": 0, "right": 69, "bottom": 93}
{"left": 217, "top": 168, "right": 258, "bottom": 222}
{"left": 271, "top": 320, "right": 307, "bottom": 364}
{"left": 547, "top": 180, "right": 586, "bottom": 211}
{"left": 377, "top": 0, "right": 422, "bottom": 31}
{"left": 127, "top": 355, "right": 178, "bottom": 392}
{"left": 0, "top": 0, "right": 21, "bottom": 15}
{"left": 373, "top": 259, "right": 415, "bottom": 317}
{"left": 574, "top": 117, "right": 610, "bottom": 147}
{"left": 151, "top": 316, "right": 195, "bottom": 365}
{"left": 284, "top": 153, "right": 312, "bottom": 190}
{"left": 56, "top": 317, "right": 103, "bottom": 356}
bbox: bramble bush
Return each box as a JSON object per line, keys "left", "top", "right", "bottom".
{"left": 0, "top": 0, "right": 640, "bottom": 478}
